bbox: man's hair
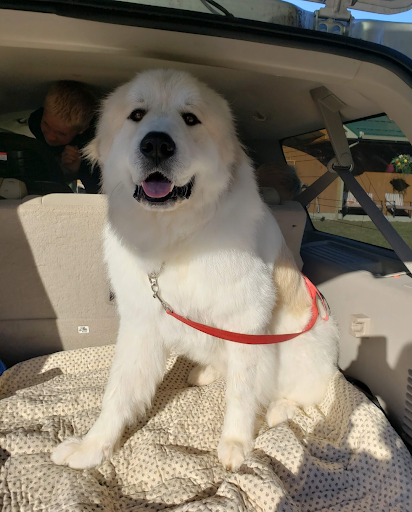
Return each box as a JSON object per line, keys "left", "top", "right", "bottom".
{"left": 256, "top": 163, "right": 302, "bottom": 201}
{"left": 44, "top": 81, "right": 97, "bottom": 130}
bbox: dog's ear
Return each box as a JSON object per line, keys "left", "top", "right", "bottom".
{"left": 82, "top": 138, "right": 100, "bottom": 168}
{"left": 87, "top": 82, "right": 132, "bottom": 167}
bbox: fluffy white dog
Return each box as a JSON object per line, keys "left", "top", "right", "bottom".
{"left": 52, "top": 69, "right": 339, "bottom": 472}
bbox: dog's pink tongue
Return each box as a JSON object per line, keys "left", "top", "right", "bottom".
{"left": 142, "top": 180, "right": 172, "bottom": 198}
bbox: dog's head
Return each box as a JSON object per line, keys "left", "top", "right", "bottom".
{"left": 88, "top": 69, "right": 240, "bottom": 211}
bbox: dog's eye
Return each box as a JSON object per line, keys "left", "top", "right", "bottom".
{"left": 129, "top": 109, "right": 147, "bottom": 122}
{"left": 182, "top": 113, "right": 200, "bottom": 126}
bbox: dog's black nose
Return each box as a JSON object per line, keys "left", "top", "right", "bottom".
{"left": 140, "top": 132, "right": 176, "bottom": 165}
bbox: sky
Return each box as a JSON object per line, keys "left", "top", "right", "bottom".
{"left": 289, "top": 0, "right": 412, "bottom": 22}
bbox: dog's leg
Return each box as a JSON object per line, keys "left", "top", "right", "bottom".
{"left": 51, "top": 322, "right": 167, "bottom": 469}
{"left": 187, "top": 364, "right": 221, "bottom": 386}
{"left": 266, "top": 398, "right": 297, "bottom": 427}
{"left": 217, "top": 344, "right": 257, "bottom": 472}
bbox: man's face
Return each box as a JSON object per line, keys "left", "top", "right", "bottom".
{"left": 40, "top": 110, "right": 81, "bottom": 146}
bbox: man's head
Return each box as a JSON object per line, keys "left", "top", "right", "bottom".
{"left": 41, "top": 81, "right": 96, "bottom": 146}
{"left": 256, "top": 163, "right": 301, "bottom": 201}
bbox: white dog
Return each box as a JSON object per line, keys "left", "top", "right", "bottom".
{"left": 52, "top": 69, "right": 339, "bottom": 472}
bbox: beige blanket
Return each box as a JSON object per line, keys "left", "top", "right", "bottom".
{"left": 1, "top": 345, "right": 411, "bottom": 511}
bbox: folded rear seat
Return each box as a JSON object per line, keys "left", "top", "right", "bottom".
{"left": 0, "top": 194, "right": 117, "bottom": 366}
{"left": 0, "top": 193, "right": 306, "bottom": 366}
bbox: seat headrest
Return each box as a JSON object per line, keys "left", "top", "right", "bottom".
{"left": 260, "top": 187, "right": 281, "bottom": 206}
{"left": 0, "top": 178, "right": 28, "bottom": 199}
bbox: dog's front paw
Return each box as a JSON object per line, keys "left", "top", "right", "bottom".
{"left": 217, "top": 437, "right": 253, "bottom": 472}
{"left": 51, "top": 436, "right": 113, "bottom": 469}
{"left": 188, "top": 365, "right": 220, "bottom": 386}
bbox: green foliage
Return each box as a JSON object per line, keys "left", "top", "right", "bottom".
{"left": 312, "top": 219, "right": 412, "bottom": 250}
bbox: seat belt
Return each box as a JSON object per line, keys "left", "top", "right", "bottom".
{"left": 295, "top": 86, "right": 352, "bottom": 208}
{"left": 295, "top": 170, "right": 338, "bottom": 208}
{"left": 306, "top": 86, "right": 412, "bottom": 274}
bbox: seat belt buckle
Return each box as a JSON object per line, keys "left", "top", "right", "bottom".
{"left": 327, "top": 157, "right": 353, "bottom": 174}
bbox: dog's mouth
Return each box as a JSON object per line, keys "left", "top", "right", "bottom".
{"left": 133, "top": 172, "right": 194, "bottom": 204}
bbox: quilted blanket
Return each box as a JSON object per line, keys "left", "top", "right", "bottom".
{"left": 0, "top": 345, "right": 411, "bottom": 511}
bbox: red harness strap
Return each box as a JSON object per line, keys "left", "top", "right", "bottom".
{"left": 165, "top": 275, "right": 328, "bottom": 345}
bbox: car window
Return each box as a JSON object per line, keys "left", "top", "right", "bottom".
{"left": 282, "top": 115, "right": 412, "bottom": 250}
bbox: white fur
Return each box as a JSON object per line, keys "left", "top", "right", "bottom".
{"left": 51, "top": 69, "right": 339, "bottom": 472}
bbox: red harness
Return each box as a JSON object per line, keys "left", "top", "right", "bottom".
{"left": 149, "top": 272, "right": 328, "bottom": 345}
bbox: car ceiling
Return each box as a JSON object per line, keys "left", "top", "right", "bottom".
{"left": 0, "top": 8, "right": 383, "bottom": 144}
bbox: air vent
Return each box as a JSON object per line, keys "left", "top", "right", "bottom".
{"left": 403, "top": 369, "right": 412, "bottom": 450}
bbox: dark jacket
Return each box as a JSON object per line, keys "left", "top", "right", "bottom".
{"left": 28, "top": 107, "right": 100, "bottom": 193}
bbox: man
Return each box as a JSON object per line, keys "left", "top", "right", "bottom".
{"left": 29, "top": 81, "right": 100, "bottom": 193}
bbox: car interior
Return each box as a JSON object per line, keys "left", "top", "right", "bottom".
{"left": 0, "top": 3, "right": 411, "bottom": 509}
